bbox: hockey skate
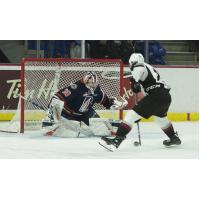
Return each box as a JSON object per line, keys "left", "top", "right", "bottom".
{"left": 163, "top": 133, "right": 181, "bottom": 147}
{"left": 42, "top": 119, "right": 59, "bottom": 136}
{"left": 99, "top": 135, "right": 125, "bottom": 152}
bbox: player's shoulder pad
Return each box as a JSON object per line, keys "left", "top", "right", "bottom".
{"left": 70, "top": 83, "right": 78, "bottom": 89}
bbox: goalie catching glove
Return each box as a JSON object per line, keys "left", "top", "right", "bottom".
{"left": 129, "top": 77, "right": 141, "bottom": 93}
{"left": 110, "top": 97, "right": 128, "bottom": 110}
{"left": 101, "top": 95, "right": 128, "bottom": 110}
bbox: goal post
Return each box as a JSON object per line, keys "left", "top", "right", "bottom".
{"left": 20, "top": 58, "right": 124, "bottom": 133}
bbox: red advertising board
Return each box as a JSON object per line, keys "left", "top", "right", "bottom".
{"left": 0, "top": 67, "right": 21, "bottom": 110}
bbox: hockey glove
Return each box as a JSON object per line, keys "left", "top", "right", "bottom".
{"left": 110, "top": 97, "right": 128, "bottom": 110}
{"left": 129, "top": 78, "right": 141, "bottom": 93}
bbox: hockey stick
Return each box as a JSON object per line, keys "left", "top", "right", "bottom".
{"left": 13, "top": 91, "right": 46, "bottom": 110}
{"left": 24, "top": 97, "right": 46, "bottom": 110}
{"left": 124, "top": 67, "right": 142, "bottom": 146}
{"left": 102, "top": 67, "right": 142, "bottom": 145}
{"left": 0, "top": 129, "right": 18, "bottom": 134}
{"left": 0, "top": 94, "right": 47, "bottom": 134}
{"left": 134, "top": 93, "right": 142, "bottom": 146}
{"left": 101, "top": 68, "right": 132, "bottom": 80}
{"left": 15, "top": 93, "right": 75, "bottom": 114}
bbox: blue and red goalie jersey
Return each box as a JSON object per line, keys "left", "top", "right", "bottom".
{"left": 54, "top": 79, "right": 113, "bottom": 118}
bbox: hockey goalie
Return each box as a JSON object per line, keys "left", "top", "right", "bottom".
{"left": 42, "top": 71, "right": 127, "bottom": 137}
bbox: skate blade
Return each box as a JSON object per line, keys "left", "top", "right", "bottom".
{"left": 98, "top": 140, "right": 115, "bottom": 152}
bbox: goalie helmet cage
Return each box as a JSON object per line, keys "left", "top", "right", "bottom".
{"left": 20, "top": 58, "right": 124, "bottom": 133}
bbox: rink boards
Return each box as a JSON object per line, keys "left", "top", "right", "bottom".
{"left": 0, "top": 64, "right": 199, "bottom": 122}
{"left": 0, "top": 109, "right": 198, "bottom": 122}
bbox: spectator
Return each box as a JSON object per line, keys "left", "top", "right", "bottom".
{"left": 120, "top": 40, "right": 134, "bottom": 63}
{"left": 149, "top": 41, "right": 166, "bottom": 64}
{"left": 97, "top": 40, "right": 109, "bottom": 58}
{"left": 135, "top": 40, "right": 166, "bottom": 64}
{"left": 188, "top": 40, "right": 199, "bottom": 52}
{"left": 87, "top": 40, "right": 137, "bottom": 62}
{"left": 70, "top": 40, "right": 81, "bottom": 58}
{"left": 106, "top": 40, "right": 121, "bottom": 58}
{"left": 86, "top": 40, "right": 98, "bottom": 58}
{"left": 87, "top": 40, "right": 108, "bottom": 58}
{"left": 0, "top": 48, "right": 10, "bottom": 63}
{"left": 44, "top": 40, "right": 56, "bottom": 58}
{"left": 54, "top": 40, "right": 70, "bottom": 58}
{"left": 42, "top": 40, "right": 70, "bottom": 58}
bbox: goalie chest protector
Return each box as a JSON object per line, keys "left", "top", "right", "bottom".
{"left": 55, "top": 80, "right": 104, "bottom": 114}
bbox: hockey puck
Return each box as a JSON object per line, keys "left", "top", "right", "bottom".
{"left": 134, "top": 141, "right": 140, "bottom": 146}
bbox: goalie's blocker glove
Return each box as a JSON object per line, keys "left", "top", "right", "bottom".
{"left": 129, "top": 77, "right": 141, "bottom": 93}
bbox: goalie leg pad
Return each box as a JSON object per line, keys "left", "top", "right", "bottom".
{"left": 47, "top": 96, "right": 64, "bottom": 123}
{"left": 90, "top": 119, "right": 111, "bottom": 136}
{"left": 45, "top": 118, "right": 81, "bottom": 138}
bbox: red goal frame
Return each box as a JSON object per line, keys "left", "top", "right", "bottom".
{"left": 20, "top": 58, "right": 124, "bottom": 133}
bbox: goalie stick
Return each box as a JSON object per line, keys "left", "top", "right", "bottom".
{"left": 0, "top": 129, "right": 19, "bottom": 134}
{"left": 0, "top": 105, "right": 19, "bottom": 133}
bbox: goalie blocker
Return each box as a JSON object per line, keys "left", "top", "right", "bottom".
{"left": 42, "top": 72, "right": 127, "bottom": 137}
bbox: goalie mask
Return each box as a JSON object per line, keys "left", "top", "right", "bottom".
{"left": 83, "top": 71, "right": 99, "bottom": 90}
{"left": 129, "top": 53, "right": 144, "bottom": 68}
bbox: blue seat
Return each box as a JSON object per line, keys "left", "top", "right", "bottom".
{"left": 135, "top": 41, "right": 166, "bottom": 64}
{"left": 27, "top": 40, "right": 36, "bottom": 50}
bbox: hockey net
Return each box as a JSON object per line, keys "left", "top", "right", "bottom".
{"left": 2, "top": 58, "right": 124, "bottom": 133}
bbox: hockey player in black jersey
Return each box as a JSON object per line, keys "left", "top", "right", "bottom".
{"left": 42, "top": 71, "right": 127, "bottom": 137}
{"left": 99, "top": 53, "right": 181, "bottom": 151}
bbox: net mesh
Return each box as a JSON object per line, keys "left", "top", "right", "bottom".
{"left": 19, "top": 59, "right": 122, "bottom": 132}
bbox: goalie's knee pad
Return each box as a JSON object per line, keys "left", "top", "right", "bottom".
{"left": 53, "top": 126, "right": 80, "bottom": 138}
{"left": 50, "top": 96, "right": 65, "bottom": 108}
{"left": 47, "top": 96, "right": 64, "bottom": 122}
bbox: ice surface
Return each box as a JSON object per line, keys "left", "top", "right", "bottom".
{"left": 0, "top": 122, "right": 198, "bottom": 159}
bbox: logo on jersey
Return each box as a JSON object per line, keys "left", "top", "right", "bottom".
{"left": 79, "top": 96, "right": 93, "bottom": 112}
{"left": 146, "top": 84, "right": 161, "bottom": 92}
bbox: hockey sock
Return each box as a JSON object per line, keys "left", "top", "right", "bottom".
{"left": 162, "top": 123, "right": 176, "bottom": 138}
{"left": 116, "top": 122, "right": 132, "bottom": 138}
